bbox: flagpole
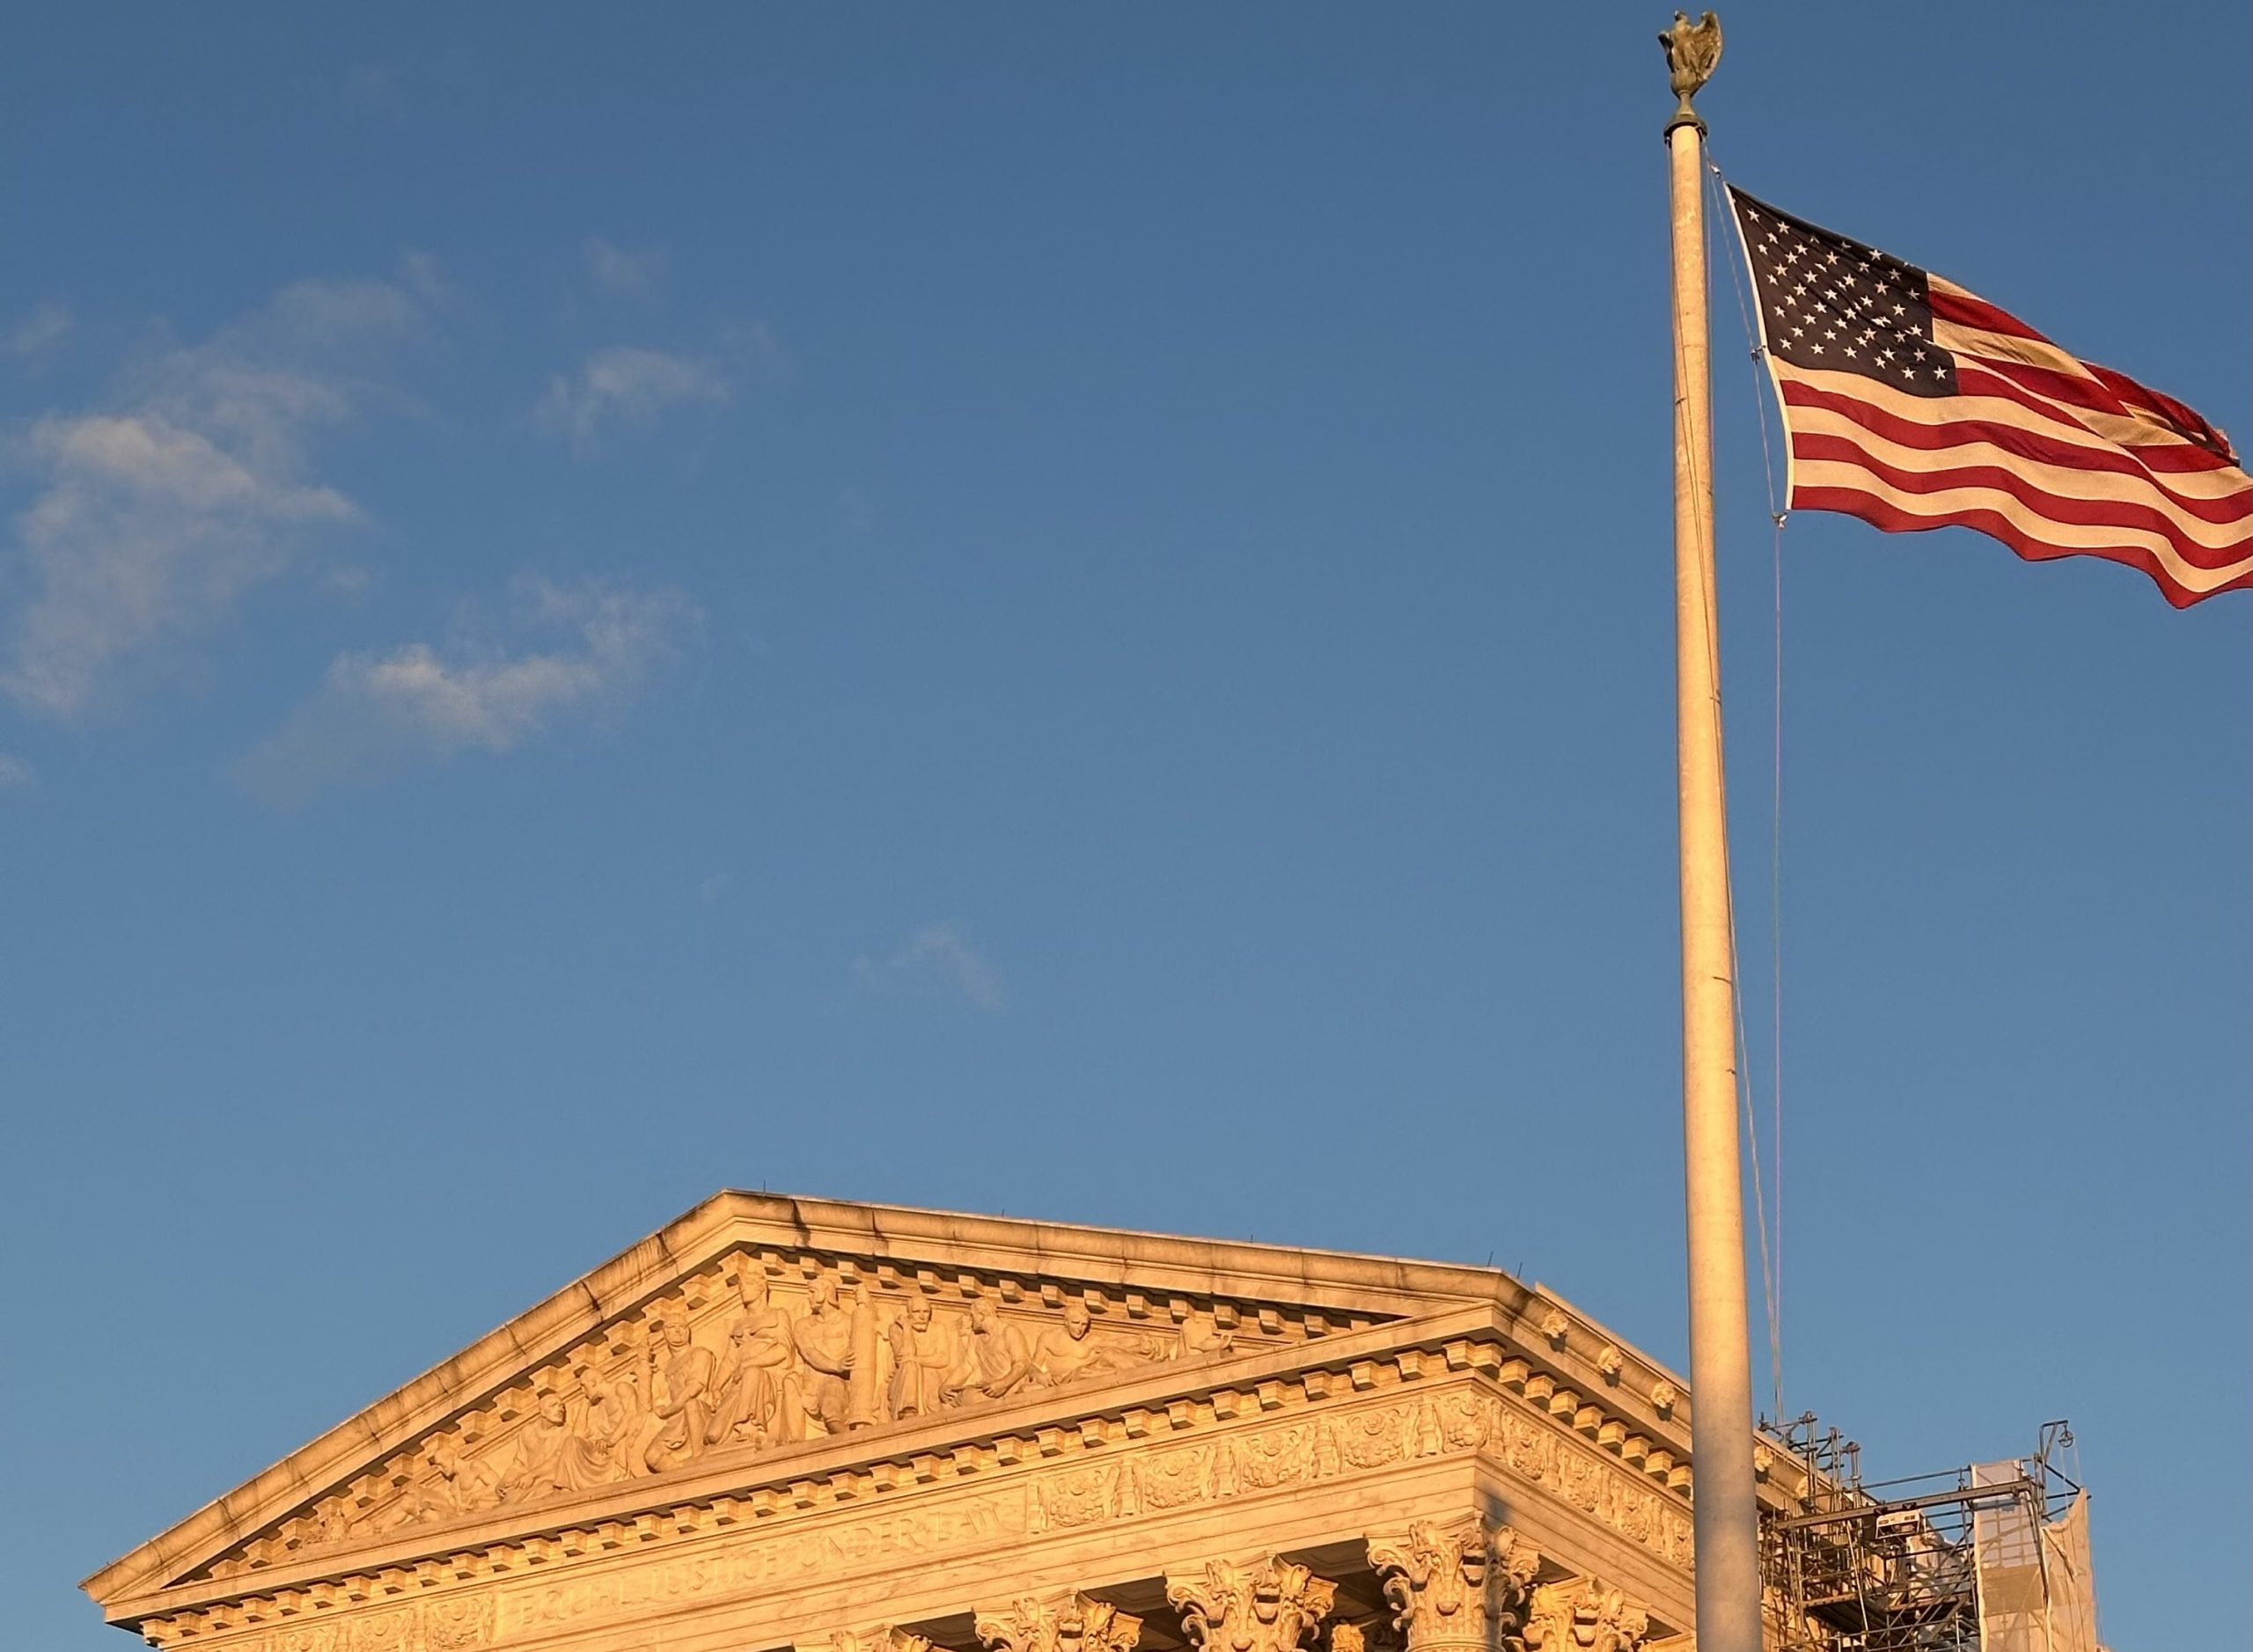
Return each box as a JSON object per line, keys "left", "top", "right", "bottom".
{"left": 1660, "top": 14, "right": 1764, "bottom": 1652}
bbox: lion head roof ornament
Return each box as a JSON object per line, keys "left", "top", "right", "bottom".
{"left": 1658, "top": 11, "right": 1722, "bottom": 132}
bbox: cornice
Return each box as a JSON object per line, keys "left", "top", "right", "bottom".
{"left": 85, "top": 1193, "right": 1719, "bottom": 1623}
{"left": 106, "top": 1302, "right": 1739, "bottom": 1641}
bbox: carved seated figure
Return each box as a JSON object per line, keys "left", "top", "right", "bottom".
{"left": 706, "top": 1270, "right": 794, "bottom": 1448}
{"left": 495, "top": 1391, "right": 575, "bottom": 1502}
{"left": 561, "top": 1362, "right": 638, "bottom": 1487}
{"left": 956, "top": 1298, "right": 1033, "bottom": 1400}
{"left": 886, "top": 1299, "right": 959, "bottom": 1420}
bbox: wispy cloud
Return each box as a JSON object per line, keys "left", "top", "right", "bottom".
{"left": 854, "top": 923, "right": 1008, "bottom": 1013}
{"left": 398, "top": 251, "right": 454, "bottom": 310}
{"left": 536, "top": 347, "right": 729, "bottom": 449}
{"left": 235, "top": 576, "right": 699, "bottom": 804}
{"left": 2, "top": 277, "right": 422, "bottom": 718}
{"left": 5, "top": 304, "right": 72, "bottom": 359}
{"left": 584, "top": 240, "right": 666, "bottom": 297}
{"left": 0, "top": 753, "right": 35, "bottom": 791}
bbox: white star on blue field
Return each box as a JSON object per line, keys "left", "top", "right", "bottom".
{"left": 1, "top": 8, "right": 2242, "bottom": 1649}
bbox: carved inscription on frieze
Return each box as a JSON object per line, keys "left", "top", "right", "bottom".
{"left": 198, "top": 1369, "right": 1692, "bottom": 1645}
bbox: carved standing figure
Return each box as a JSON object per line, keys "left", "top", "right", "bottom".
{"left": 642, "top": 1315, "right": 718, "bottom": 1472}
{"left": 789, "top": 1274, "right": 860, "bottom": 1435}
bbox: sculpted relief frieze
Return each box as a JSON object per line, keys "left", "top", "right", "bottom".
{"left": 153, "top": 1594, "right": 496, "bottom": 1652}
{"left": 146, "top": 1364, "right": 1692, "bottom": 1652}
{"left": 174, "top": 1362, "right": 1692, "bottom": 1648}
{"left": 217, "top": 1253, "right": 1258, "bottom": 1575}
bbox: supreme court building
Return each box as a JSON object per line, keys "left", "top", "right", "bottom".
{"left": 75, "top": 1193, "right": 1931, "bottom": 1652}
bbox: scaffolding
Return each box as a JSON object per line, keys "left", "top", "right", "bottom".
{"left": 1758, "top": 1417, "right": 2092, "bottom": 1652}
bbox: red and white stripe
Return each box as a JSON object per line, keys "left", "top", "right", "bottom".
{"left": 1767, "top": 275, "right": 2251, "bottom": 607}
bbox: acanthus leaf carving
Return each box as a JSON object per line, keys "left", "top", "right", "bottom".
{"left": 977, "top": 1591, "right": 1145, "bottom": 1652}
{"left": 830, "top": 1625, "right": 939, "bottom": 1652}
{"left": 1367, "top": 1517, "right": 1540, "bottom": 1652}
{"left": 1167, "top": 1555, "right": 1339, "bottom": 1652}
{"left": 1520, "top": 1580, "right": 1653, "bottom": 1652}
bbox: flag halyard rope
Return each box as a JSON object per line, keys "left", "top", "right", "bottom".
{"left": 1706, "top": 152, "right": 1789, "bottom": 1428}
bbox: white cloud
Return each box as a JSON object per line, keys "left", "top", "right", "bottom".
{"left": 398, "top": 251, "right": 453, "bottom": 309}
{"left": 2, "top": 277, "right": 421, "bottom": 717}
{"left": 536, "top": 347, "right": 729, "bottom": 448}
{"left": 584, "top": 240, "right": 665, "bottom": 297}
{"left": 0, "top": 753, "right": 34, "bottom": 790}
{"left": 235, "top": 576, "right": 698, "bottom": 804}
{"left": 855, "top": 923, "right": 1008, "bottom": 1013}
{"left": 5, "top": 304, "right": 72, "bottom": 358}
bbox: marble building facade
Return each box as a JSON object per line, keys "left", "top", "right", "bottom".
{"left": 84, "top": 1194, "right": 1814, "bottom": 1652}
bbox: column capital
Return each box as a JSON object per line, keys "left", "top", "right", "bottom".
{"left": 1521, "top": 1578, "right": 1653, "bottom": 1652}
{"left": 1365, "top": 1516, "right": 1540, "bottom": 1652}
{"left": 976, "top": 1592, "right": 1144, "bottom": 1652}
{"left": 1166, "top": 1555, "right": 1339, "bottom": 1652}
{"left": 826, "top": 1627, "right": 938, "bottom": 1652}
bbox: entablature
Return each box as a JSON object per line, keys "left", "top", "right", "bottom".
{"left": 106, "top": 1303, "right": 1717, "bottom": 1644}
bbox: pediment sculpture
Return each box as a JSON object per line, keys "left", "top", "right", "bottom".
{"left": 229, "top": 1249, "right": 1251, "bottom": 1570}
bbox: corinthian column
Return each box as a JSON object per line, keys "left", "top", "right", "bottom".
{"left": 976, "top": 1592, "right": 1144, "bottom": 1652}
{"left": 1521, "top": 1579, "right": 1652, "bottom": 1652}
{"left": 1166, "top": 1556, "right": 1338, "bottom": 1652}
{"left": 1365, "top": 1517, "right": 1540, "bottom": 1652}
{"left": 825, "top": 1628, "right": 936, "bottom": 1652}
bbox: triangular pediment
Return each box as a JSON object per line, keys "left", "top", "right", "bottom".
{"left": 87, "top": 1193, "right": 1598, "bottom": 1624}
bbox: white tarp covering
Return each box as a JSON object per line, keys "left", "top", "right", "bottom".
{"left": 2038, "top": 1492, "right": 2101, "bottom": 1652}
{"left": 1972, "top": 1461, "right": 2101, "bottom": 1652}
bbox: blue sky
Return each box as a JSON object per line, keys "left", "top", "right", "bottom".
{"left": 3, "top": 6, "right": 2244, "bottom": 1648}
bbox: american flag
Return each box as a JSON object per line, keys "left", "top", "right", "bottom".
{"left": 1728, "top": 187, "right": 2250, "bottom": 607}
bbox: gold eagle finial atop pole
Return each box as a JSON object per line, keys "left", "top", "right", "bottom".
{"left": 1659, "top": 11, "right": 1723, "bottom": 130}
